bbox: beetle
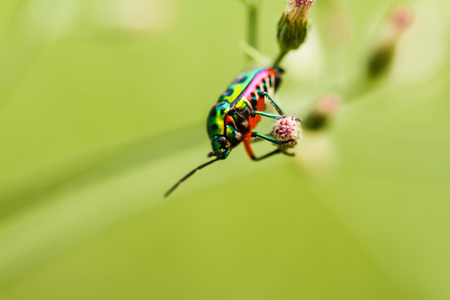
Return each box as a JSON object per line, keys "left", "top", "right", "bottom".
{"left": 164, "top": 67, "right": 296, "bottom": 197}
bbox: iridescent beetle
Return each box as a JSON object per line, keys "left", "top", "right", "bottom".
{"left": 164, "top": 67, "right": 297, "bottom": 197}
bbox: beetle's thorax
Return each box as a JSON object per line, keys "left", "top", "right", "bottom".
{"left": 206, "top": 101, "right": 243, "bottom": 150}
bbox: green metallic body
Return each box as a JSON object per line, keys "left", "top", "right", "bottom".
{"left": 206, "top": 67, "right": 282, "bottom": 159}
{"left": 164, "top": 67, "right": 293, "bottom": 197}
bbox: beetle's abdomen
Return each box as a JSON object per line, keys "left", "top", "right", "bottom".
{"left": 241, "top": 68, "right": 278, "bottom": 110}
{"left": 217, "top": 67, "right": 282, "bottom": 106}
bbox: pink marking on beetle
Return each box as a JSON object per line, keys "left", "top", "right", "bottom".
{"left": 241, "top": 68, "right": 275, "bottom": 101}
{"left": 240, "top": 68, "right": 279, "bottom": 131}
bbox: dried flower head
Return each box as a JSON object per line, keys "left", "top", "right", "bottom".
{"left": 285, "top": 0, "right": 315, "bottom": 25}
{"left": 277, "top": 0, "right": 316, "bottom": 54}
{"left": 273, "top": 115, "right": 302, "bottom": 146}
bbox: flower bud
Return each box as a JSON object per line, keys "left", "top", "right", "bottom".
{"left": 303, "top": 94, "right": 341, "bottom": 131}
{"left": 273, "top": 115, "right": 302, "bottom": 146}
{"left": 277, "top": 0, "right": 316, "bottom": 54}
{"left": 367, "top": 5, "right": 414, "bottom": 80}
{"left": 390, "top": 5, "right": 414, "bottom": 35}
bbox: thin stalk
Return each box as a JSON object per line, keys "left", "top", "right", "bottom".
{"left": 247, "top": 4, "right": 258, "bottom": 61}
{"left": 272, "top": 50, "right": 288, "bottom": 67}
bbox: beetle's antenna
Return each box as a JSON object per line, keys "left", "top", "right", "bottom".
{"left": 164, "top": 158, "right": 220, "bottom": 198}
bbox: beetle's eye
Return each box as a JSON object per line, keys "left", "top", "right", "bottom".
{"left": 217, "top": 136, "right": 228, "bottom": 148}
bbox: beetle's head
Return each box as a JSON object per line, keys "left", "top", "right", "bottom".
{"left": 209, "top": 136, "right": 230, "bottom": 160}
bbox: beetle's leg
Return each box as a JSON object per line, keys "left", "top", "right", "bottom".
{"left": 258, "top": 91, "right": 285, "bottom": 116}
{"left": 244, "top": 138, "right": 294, "bottom": 160}
{"left": 252, "top": 110, "right": 282, "bottom": 120}
{"left": 251, "top": 131, "right": 273, "bottom": 143}
{"left": 250, "top": 148, "right": 283, "bottom": 161}
{"left": 280, "top": 147, "right": 295, "bottom": 157}
{"left": 251, "top": 132, "right": 295, "bottom": 146}
{"left": 244, "top": 133, "right": 295, "bottom": 160}
{"left": 243, "top": 137, "right": 281, "bottom": 161}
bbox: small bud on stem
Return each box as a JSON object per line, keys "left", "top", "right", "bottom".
{"left": 302, "top": 94, "right": 342, "bottom": 131}
{"left": 274, "top": 0, "right": 316, "bottom": 66}
{"left": 367, "top": 5, "right": 414, "bottom": 80}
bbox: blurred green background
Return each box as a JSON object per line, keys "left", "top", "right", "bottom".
{"left": 1, "top": 0, "right": 449, "bottom": 299}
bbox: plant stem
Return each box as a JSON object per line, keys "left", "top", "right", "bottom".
{"left": 273, "top": 50, "right": 288, "bottom": 67}
{"left": 247, "top": 4, "right": 258, "bottom": 61}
